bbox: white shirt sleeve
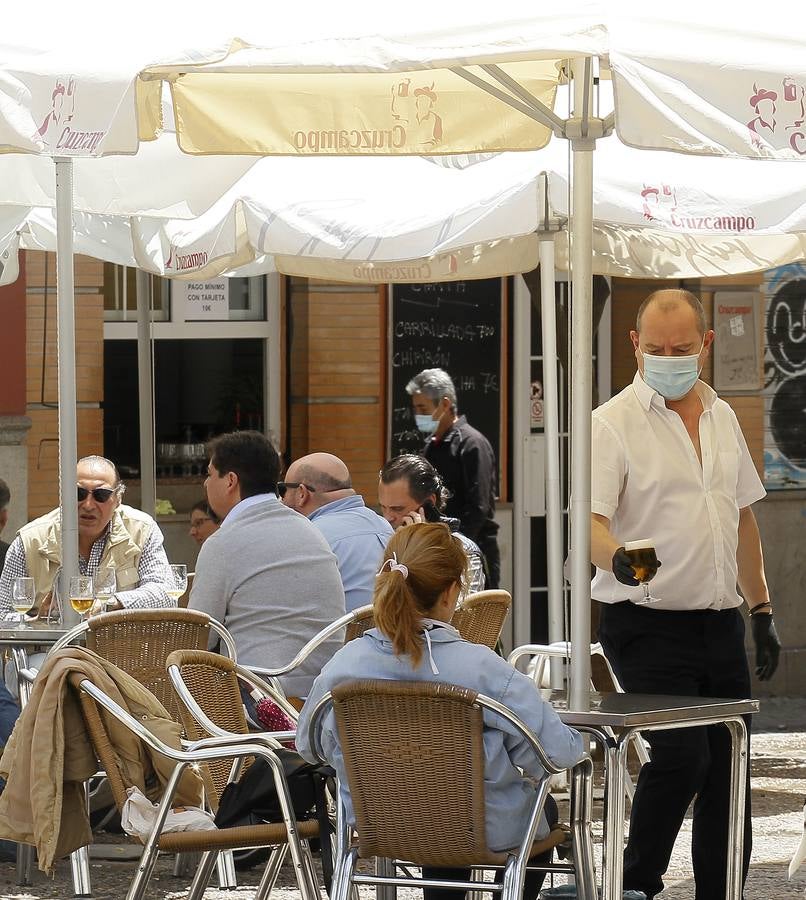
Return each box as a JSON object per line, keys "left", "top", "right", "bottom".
{"left": 591, "top": 413, "right": 627, "bottom": 520}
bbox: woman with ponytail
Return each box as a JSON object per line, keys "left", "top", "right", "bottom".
{"left": 298, "top": 523, "right": 584, "bottom": 900}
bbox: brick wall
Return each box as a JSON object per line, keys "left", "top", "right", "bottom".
{"left": 610, "top": 275, "right": 765, "bottom": 475}
{"left": 288, "top": 278, "right": 386, "bottom": 499}
{"left": 25, "top": 251, "right": 105, "bottom": 517}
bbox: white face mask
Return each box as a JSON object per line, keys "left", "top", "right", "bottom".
{"left": 640, "top": 341, "right": 704, "bottom": 400}
{"left": 415, "top": 413, "right": 439, "bottom": 435}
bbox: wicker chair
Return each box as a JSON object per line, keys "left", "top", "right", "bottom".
{"left": 165, "top": 649, "right": 300, "bottom": 809}
{"left": 165, "top": 648, "right": 307, "bottom": 885}
{"left": 14, "top": 608, "right": 237, "bottom": 893}
{"left": 305, "top": 679, "right": 598, "bottom": 900}
{"left": 68, "top": 670, "right": 319, "bottom": 900}
{"left": 451, "top": 589, "right": 512, "bottom": 649}
{"left": 43, "top": 608, "right": 237, "bottom": 719}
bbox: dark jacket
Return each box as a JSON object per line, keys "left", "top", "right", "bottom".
{"left": 425, "top": 415, "right": 499, "bottom": 543}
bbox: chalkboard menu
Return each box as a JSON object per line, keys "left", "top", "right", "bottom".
{"left": 389, "top": 279, "right": 503, "bottom": 460}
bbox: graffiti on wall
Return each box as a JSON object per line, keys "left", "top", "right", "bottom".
{"left": 763, "top": 265, "right": 806, "bottom": 489}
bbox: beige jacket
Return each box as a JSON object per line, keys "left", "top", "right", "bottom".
{"left": 0, "top": 647, "right": 203, "bottom": 873}
{"left": 19, "top": 505, "right": 155, "bottom": 604}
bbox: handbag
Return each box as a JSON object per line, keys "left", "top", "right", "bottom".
{"left": 214, "top": 748, "right": 334, "bottom": 888}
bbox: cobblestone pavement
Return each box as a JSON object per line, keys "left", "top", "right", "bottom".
{"left": 1, "top": 697, "right": 804, "bottom": 899}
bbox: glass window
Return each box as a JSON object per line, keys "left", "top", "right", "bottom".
{"left": 103, "top": 338, "right": 264, "bottom": 477}
{"left": 103, "top": 265, "right": 168, "bottom": 322}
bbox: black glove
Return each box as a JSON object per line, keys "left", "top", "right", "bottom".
{"left": 612, "top": 547, "right": 639, "bottom": 585}
{"left": 751, "top": 613, "right": 781, "bottom": 681}
{"left": 611, "top": 547, "right": 663, "bottom": 586}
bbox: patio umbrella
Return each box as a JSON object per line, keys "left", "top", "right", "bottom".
{"left": 3, "top": 0, "right": 806, "bottom": 692}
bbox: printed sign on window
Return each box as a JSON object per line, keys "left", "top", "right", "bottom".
{"left": 173, "top": 280, "right": 229, "bottom": 321}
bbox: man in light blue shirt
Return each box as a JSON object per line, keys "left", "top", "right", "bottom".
{"left": 279, "top": 453, "right": 392, "bottom": 611}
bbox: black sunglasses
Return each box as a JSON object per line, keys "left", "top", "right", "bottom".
{"left": 276, "top": 481, "right": 316, "bottom": 498}
{"left": 77, "top": 485, "right": 117, "bottom": 503}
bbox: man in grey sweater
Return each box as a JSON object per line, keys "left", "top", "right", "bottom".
{"left": 189, "top": 430, "right": 345, "bottom": 699}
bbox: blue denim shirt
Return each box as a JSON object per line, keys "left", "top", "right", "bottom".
{"left": 297, "top": 624, "right": 584, "bottom": 851}
{"left": 309, "top": 496, "right": 392, "bottom": 611}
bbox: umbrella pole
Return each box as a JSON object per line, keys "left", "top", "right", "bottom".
{"left": 538, "top": 234, "right": 565, "bottom": 687}
{"left": 568, "top": 59, "right": 594, "bottom": 710}
{"left": 512, "top": 275, "right": 531, "bottom": 649}
{"left": 55, "top": 157, "right": 80, "bottom": 627}
{"left": 136, "top": 269, "right": 156, "bottom": 517}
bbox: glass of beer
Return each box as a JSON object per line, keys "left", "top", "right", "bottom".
{"left": 69, "top": 575, "right": 94, "bottom": 621}
{"left": 12, "top": 576, "right": 35, "bottom": 628}
{"left": 168, "top": 564, "right": 188, "bottom": 603}
{"left": 624, "top": 539, "right": 659, "bottom": 603}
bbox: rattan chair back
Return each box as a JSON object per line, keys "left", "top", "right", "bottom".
{"left": 344, "top": 606, "right": 375, "bottom": 642}
{"left": 332, "top": 679, "right": 490, "bottom": 867}
{"left": 165, "top": 648, "right": 251, "bottom": 808}
{"left": 451, "top": 590, "right": 512, "bottom": 649}
{"left": 85, "top": 609, "right": 211, "bottom": 718}
{"left": 67, "top": 671, "right": 134, "bottom": 814}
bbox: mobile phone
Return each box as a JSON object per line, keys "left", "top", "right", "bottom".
{"left": 421, "top": 500, "right": 441, "bottom": 523}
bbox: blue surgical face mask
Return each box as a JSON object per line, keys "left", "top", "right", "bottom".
{"left": 640, "top": 342, "right": 704, "bottom": 400}
{"left": 415, "top": 413, "right": 439, "bottom": 435}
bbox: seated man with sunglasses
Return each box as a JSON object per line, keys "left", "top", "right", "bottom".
{"left": 0, "top": 454, "right": 174, "bottom": 617}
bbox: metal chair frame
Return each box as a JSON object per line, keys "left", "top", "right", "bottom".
{"left": 70, "top": 674, "right": 316, "bottom": 900}
{"left": 305, "top": 680, "right": 598, "bottom": 900}
{"left": 247, "top": 604, "right": 374, "bottom": 688}
{"left": 12, "top": 609, "right": 237, "bottom": 895}
{"left": 508, "top": 642, "right": 652, "bottom": 799}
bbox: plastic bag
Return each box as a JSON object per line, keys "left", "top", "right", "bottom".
{"left": 121, "top": 786, "right": 216, "bottom": 840}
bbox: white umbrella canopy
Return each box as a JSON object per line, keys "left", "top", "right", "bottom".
{"left": 9, "top": 127, "right": 806, "bottom": 283}
{"left": 4, "top": 1, "right": 806, "bottom": 687}
{"left": 0, "top": 145, "right": 546, "bottom": 282}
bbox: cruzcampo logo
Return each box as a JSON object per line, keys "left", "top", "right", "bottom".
{"left": 291, "top": 77, "right": 443, "bottom": 153}
{"left": 165, "top": 245, "right": 209, "bottom": 272}
{"left": 640, "top": 182, "right": 756, "bottom": 233}
{"left": 36, "top": 76, "right": 106, "bottom": 154}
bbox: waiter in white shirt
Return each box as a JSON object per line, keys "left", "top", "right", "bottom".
{"left": 590, "top": 289, "right": 781, "bottom": 900}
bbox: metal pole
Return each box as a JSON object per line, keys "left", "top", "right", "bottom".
{"left": 512, "top": 274, "right": 532, "bottom": 649}
{"left": 539, "top": 236, "right": 564, "bottom": 652}
{"left": 568, "top": 59, "right": 594, "bottom": 710}
{"left": 55, "top": 157, "right": 80, "bottom": 627}
{"left": 136, "top": 268, "right": 156, "bottom": 517}
{"left": 265, "top": 273, "right": 283, "bottom": 445}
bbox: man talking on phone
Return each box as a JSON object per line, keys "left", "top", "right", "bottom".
{"left": 378, "top": 454, "right": 485, "bottom": 594}
{"left": 406, "top": 367, "right": 500, "bottom": 587}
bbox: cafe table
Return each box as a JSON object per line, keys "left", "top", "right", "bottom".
{"left": 547, "top": 690, "right": 758, "bottom": 900}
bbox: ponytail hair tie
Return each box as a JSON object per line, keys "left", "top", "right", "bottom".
{"left": 377, "top": 552, "right": 409, "bottom": 580}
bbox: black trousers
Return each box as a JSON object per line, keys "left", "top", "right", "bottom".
{"left": 598, "top": 602, "right": 752, "bottom": 900}
{"left": 422, "top": 795, "right": 558, "bottom": 900}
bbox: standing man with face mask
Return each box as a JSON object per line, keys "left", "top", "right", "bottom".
{"left": 406, "top": 368, "right": 500, "bottom": 587}
{"left": 590, "top": 289, "right": 780, "bottom": 900}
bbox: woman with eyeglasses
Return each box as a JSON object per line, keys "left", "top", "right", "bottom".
{"left": 297, "top": 522, "right": 585, "bottom": 900}
{"left": 189, "top": 500, "right": 221, "bottom": 547}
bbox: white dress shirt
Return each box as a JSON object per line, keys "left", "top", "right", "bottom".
{"left": 591, "top": 373, "right": 765, "bottom": 611}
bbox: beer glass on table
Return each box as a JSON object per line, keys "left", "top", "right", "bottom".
{"left": 69, "top": 575, "right": 94, "bottom": 622}
{"left": 624, "top": 539, "right": 659, "bottom": 604}
{"left": 92, "top": 571, "right": 117, "bottom": 616}
{"left": 168, "top": 564, "right": 188, "bottom": 603}
{"left": 12, "top": 576, "right": 35, "bottom": 628}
